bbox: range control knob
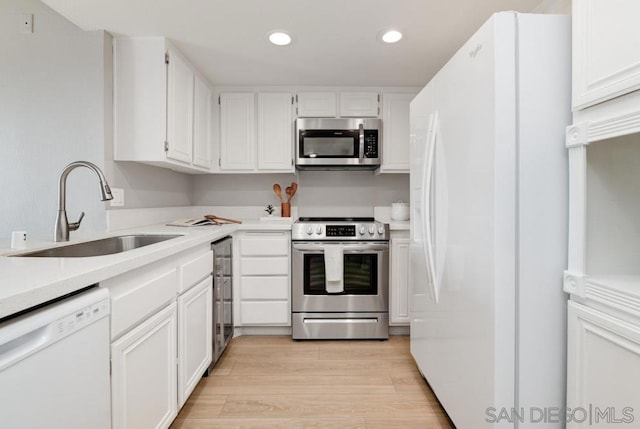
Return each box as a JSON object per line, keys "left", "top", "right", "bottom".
{"left": 368, "top": 226, "right": 375, "bottom": 235}
{"left": 359, "top": 226, "right": 365, "bottom": 235}
{"left": 306, "top": 226, "right": 313, "bottom": 235}
{"left": 316, "top": 226, "right": 323, "bottom": 235}
{"left": 378, "top": 226, "right": 385, "bottom": 235}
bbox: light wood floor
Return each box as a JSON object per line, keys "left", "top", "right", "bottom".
{"left": 171, "top": 335, "right": 454, "bottom": 429}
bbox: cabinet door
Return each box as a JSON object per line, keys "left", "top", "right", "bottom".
{"left": 573, "top": 0, "right": 640, "bottom": 109}
{"left": 380, "top": 93, "right": 413, "bottom": 172}
{"left": 220, "top": 93, "right": 256, "bottom": 170}
{"left": 339, "top": 92, "right": 379, "bottom": 118}
{"left": 390, "top": 235, "right": 410, "bottom": 325}
{"left": 257, "top": 92, "right": 294, "bottom": 171}
{"left": 192, "top": 74, "right": 212, "bottom": 169}
{"left": 111, "top": 303, "right": 177, "bottom": 429}
{"left": 296, "top": 92, "right": 337, "bottom": 117}
{"left": 177, "top": 277, "right": 212, "bottom": 408}
{"left": 166, "top": 48, "right": 194, "bottom": 164}
{"left": 567, "top": 302, "right": 640, "bottom": 428}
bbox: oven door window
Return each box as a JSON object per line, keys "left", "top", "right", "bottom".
{"left": 299, "top": 130, "right": 358, "bottom": 158}
{"left": 303, "top": 253, "right": 378, "bottom": 295}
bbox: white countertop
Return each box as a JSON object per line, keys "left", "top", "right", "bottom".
{"left": 374, "top": 217, "right": 410, "bottom": 231}
{"left": 0, "top": 223, "right": 245, "bottom": 320}
{"left": 0, "top": 216, "right": 404, "bottom": 320}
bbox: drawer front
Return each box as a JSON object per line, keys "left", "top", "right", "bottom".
{"left": 240, "top": 276, "right": 289, "bottom": 300}
{"left": 110, "top": 269, "right": 177, "bottom": 339}
{"left": 240, "top": 257, "right": 289, "bottom": 276}
{"left": 240, "top": 235, "right": 289, "bottom": 256}
{"left": 179, "top": 250, "right": 213, "bottom": 293}
{"left": 240, "top": 301, "right": 290, "bottom": 325}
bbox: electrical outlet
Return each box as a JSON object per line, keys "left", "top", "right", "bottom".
{"left": 110, "top": 188, "right": 125, "bottom": 207}
{"left": 20, "top": 14, "right": 33, "bottom": 34}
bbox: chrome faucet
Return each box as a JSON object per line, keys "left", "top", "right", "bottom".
{"left": 54, "top": 161, "right": 113, "bottom": 242}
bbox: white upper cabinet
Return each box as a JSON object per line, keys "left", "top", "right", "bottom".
{"left": 296, "top": 92, "right": 380, "bottom": 118}
{"left": 166, "top": 48, "right": 194, "bottom": 164}
{"left": 378, "top": 93, "right": 414, "bottom": 173}
{"left": 339, "top": 92, "right": 380, "bottom": 117}
{"left": 219, "top": 92, "right": 294, "bottom": 173}
{"left": 573, "top": 0, "right": 640, "bottom": 110}
{"left": 219, "top": 92, "right": 256, "bottom": 171}
{"left": 296, "top": 92, "right": 337, "bottom": 117}
{"left": 257, "top": 93, "right": 294, "bottom": 171}
{"left": 192, "top": 74, "right": 212, "bottom": 169}
{"left": 113, "top": 37, "right": 213, "bottom": 174}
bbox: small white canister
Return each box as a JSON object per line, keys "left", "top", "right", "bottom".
{"left": 390, "top": 201, "right": 409, "bottom": 221}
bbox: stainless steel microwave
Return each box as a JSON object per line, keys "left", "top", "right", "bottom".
{"left": 295, "top": 118, "right": 381, "bottom": 170}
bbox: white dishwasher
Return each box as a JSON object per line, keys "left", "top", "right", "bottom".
{"left": 0, "top": 287, "right": 111, "bottom": 429}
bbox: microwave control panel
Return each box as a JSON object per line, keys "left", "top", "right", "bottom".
{"left": 364, "top": 130, "right": 379, "bottom": 158}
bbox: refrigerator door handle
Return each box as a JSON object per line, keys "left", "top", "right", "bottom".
{"left": 424, "top": 111, "right": 439, "bottom": 303}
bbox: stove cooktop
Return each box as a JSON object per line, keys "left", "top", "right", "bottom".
{"left": 297, "top": 217, "right": 375, "bottom": 222}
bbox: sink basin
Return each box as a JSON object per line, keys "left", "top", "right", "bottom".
{"left": 13, "top": 234, "right": 183, "bottom": 258}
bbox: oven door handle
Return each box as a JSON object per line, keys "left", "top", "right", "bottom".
{"left": 292, "top": 243, "right": 388, "bottom": 252}
{"left": 358, "top": 123, "right": 365, "bottom": 159}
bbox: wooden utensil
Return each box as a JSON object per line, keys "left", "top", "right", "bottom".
{"left": 290, "top": 182, "right": 298, "bottom": 199}
{"left": 285, "top": 186, "right": 293, "bottom": 203}
{"left": 204, "top": 215, "right": 242, "bottom": 224}
{"left": 273, "top": 184, "right": 284, "bottom": 203}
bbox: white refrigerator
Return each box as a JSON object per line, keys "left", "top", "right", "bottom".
{"left": 409, "top": 13, "right": 571, "bottom": 429}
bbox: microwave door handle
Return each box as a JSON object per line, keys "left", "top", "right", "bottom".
{"left": 358, "top": 123, "right": 365, "bottom": 159}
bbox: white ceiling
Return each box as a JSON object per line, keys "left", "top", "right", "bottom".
{"left": 42, "top": 0, "right": 544, "bottom": 87}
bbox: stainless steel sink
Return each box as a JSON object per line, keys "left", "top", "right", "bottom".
{"left": 13, "top": 234, "right": 183, "bottom": 258}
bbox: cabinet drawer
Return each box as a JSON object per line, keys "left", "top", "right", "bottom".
{"left": 109, "top": 269, "right": 177, "bottom": 339}
{"left": 179, "top": 250, "right": 212, "bottom": 293}
{"left": 240, "top": 301, "right": 290, "bottom": 325}
{"left": 241, "top": 276, "right": 289, "bottom": 300}
{"left": 240, "top": 235, "right": 289, "bottom": 256}
{"left": 240, "top": 257, "right": 289, "bottom": 276}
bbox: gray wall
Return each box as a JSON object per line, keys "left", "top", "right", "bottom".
{"left": 0, "top": 0, "right": 108, "bottom": 239}
{"left": 0, "top": 0, "right": 192, "bottom": 240}
{"left": 532, "top": 0, "right": 571, "bottom": 14}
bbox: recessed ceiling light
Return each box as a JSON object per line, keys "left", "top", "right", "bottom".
{"left": 381, "top": 30, "right": 403, "bottom": 44}
{"left": 268, "top": 31, "right": 292, "bottom": 46}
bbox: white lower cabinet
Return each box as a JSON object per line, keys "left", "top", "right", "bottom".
{"left": 390, "top": 231, "right": 410, "bottom": 325}
{"left": 104, "top": 244, "right": 215, "bottom": 427}
{"left": 236, "top": 231, "right": 291, "bottom": 326}
{"left": 111, "top": 303, "right": 178, "bottom": 429}
{"left": 177, "top": 276, "right": 212, "bottom": 408}
{"left": 567, "top": 301, "right": 640, "bottom": 428}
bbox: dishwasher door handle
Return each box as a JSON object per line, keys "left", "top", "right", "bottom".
{"left": 0, "top": 325, "right": 50, "bottom": 371}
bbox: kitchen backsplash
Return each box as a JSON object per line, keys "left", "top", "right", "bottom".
{"left": 191, "top": 171, "right": 409, "bottom": 218}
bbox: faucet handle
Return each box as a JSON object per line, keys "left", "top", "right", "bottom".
{"left": 68, "top": 211, "right": 85, "bottom": 231}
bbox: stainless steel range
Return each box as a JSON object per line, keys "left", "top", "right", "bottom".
{"left": 291, "top": 217, "right": 389, "bottom": 340}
